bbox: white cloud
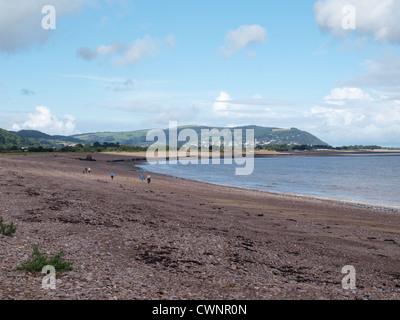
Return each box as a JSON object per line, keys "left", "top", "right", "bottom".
{"left": 314, "top": 0, "right": 400, "bottom": 44}
{"left": 324, "top": 87, "right": 371, "bottom": 105}
{"left": 214, "top": 91, "right": 235, "bottom": 111}
{"left": 220, "top": 25, "right": 267, "bottom": 58}
{"left": 347, "top": 54, "right": 400, "bottom": 87}
{"left": 210, "top": 88, "right": 400, "bottom": 146}
{"left": 114, "top": 36, "right": 158, "bottom": 66}
{"left": 11, "top": 106, "right": 76, "bottom": 135}
{"left": 97, "top": 41, "right": 127, "bottom": 56}
{"left": 374, "top": 106, "right": 400, "bottom": 124}
{"left": 77, "top": 41, "right": 128, "bottom": 60}
{"left": 77, "top": 34, "right": 174, "bottom": 65}
{"left": 304, "top": 86, "right": 400, "bottom": 146}
{"left": 0, "top": 0, "right": 85, "bottom": 53}
{"left": 305, "top": 106, "right": 362, "bottom": 126}
{"left": 212, "top": 91, "right": 280, "bottom": 121}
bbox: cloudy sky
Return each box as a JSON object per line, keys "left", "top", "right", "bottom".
{"left": 1, "top": 0, "right": 400, "bottom": 146}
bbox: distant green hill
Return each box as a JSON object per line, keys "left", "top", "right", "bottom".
{"left": 12, "top": 130, "right": 84, "bottom": 147}
{"left": 0, "top": 128, "right": 35, "bottom": 149}
{"left": 72, "top": 129, "right": 149, "bottom": 146}
{"left": 72, "top": 125, "right": 330, "bottom": 147}
{"left": 3, "top": 125, "right": 329, "bottom": 149}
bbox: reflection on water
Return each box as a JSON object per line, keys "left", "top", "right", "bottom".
{"left": 137, "top": 154, "right": 400, "bottom": 208}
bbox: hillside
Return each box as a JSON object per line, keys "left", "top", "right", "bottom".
{"left": 4, "top": 125, "right": 329, "bottom": 149}
{"left": 72, "top": 129, "right": 150, "bottom": 146}
{"left": 0, "top": 128, "right": 35, "bottom": 149}
{"left": 72, "top": 125, "right": 329, "bottom": 147}
{"left": 12, "top": 130, "right": 84, "bottom": 147}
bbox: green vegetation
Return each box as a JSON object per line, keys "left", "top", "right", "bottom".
{"left": 72, "top": 129, "right": 150, "bottom": 146}
{"left": 0, "top": 128, "right": 35, "bottom": 150}
{"left": 72, "top": 125, "right": 329, "bottom": 147}
{"left": 58, "top": 142, "right": 147, "bottom": 153}
{"left": 2, "top": 125, "right": 330, "bottom": 150}
{"left": 0, "top": 141, "right": 147, "bottom": 154}
{"left": 0, "top": 217, "right": 17, "bottom": 237}
{"left": 256, "top": 144, "right": 328, "bottom": 151}
{"left": 11, "top": 129, "right": 84, "bottom": 147}
{"left": 336, "top": 145, "right": 393, "bottom": 150}
{"left": 2, "top": 126, "right": 399, "bottom": 153}
{"left": 17, "top": 244, "right": 73, "bottom": 273}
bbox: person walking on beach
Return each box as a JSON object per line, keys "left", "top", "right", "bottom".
{"left": 110, "top": 173, "right": 115, "bottom": 180}
{"left": 88, "top": 168, "right": 91, "bottom": 174}
{"left": 147, "top": 175, "right": 151, "bottom": 184}
{"left": 85, "top": 168, "right": 88, "bottom": 174}
{"left": 140, "top": 174, "right": 144, "bottom": 182}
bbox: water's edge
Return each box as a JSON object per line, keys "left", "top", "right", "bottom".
{"left": 134, "top": 162, "right": 400, "bottom": 214}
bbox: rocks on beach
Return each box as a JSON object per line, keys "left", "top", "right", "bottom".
{"left": 1, "top": 153, "right": 400, "bottom": 300}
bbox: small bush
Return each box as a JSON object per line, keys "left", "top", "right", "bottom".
{"left": 18, "top": 244, "right": 73, "bottom": 273}
{"left": 0, "top": 217, "right": 16, "bottom": 237}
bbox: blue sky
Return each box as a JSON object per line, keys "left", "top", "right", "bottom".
{"left": 1, "top": 0, "right": 400, "bottom": 146}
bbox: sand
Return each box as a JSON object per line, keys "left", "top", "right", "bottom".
{"left": 1, "top": 152, "right": 400, "bottom": 300}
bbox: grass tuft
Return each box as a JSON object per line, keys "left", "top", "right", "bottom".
{"left": 17, "top": 244, "right": 73, "bottom": 273}
{"left": 0, "top": 217, "right": 16, "bottom": 237}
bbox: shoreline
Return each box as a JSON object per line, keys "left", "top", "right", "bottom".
{"left": 101, "top": 149, "right": 400, "bottom": 160}
{"left": 134, "top": 161, "right": 400, "bottom": 214}
{"left": 255, "top": 150, "right": 400, "bottom": 157}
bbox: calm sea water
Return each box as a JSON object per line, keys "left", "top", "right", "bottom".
{"left": 137, "top": 154, "right": 400, "bottom": 208}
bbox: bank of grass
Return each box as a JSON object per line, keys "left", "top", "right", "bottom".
{"left": 0, "top": 151, "right": 26, "bottom": 156}
{"left": 101, "top": 150, "right": 147, "bottom": 157}
{"left": 0, "top": 150, "right": 55, "bottom": 157}
{"left": 18, "top": 244, "right": 73, "bottom": 273}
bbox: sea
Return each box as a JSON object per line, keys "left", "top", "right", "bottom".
{"left": 136, "top": 153, "right": 400, "bottom": 210}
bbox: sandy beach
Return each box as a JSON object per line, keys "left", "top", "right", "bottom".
{"left": 1, "top": 152, "right": 400, "bottom": 300}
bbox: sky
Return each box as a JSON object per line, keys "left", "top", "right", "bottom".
{"left": 1, "top": 0, "right": 400, "bottom": 147}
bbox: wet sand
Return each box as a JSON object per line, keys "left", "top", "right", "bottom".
{"left": 1, "top": 153, "right": 400, "bottom": 300}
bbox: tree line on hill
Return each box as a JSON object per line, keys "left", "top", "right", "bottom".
{"left": 16, "top": 142, "right": 148, "bottom": 153}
